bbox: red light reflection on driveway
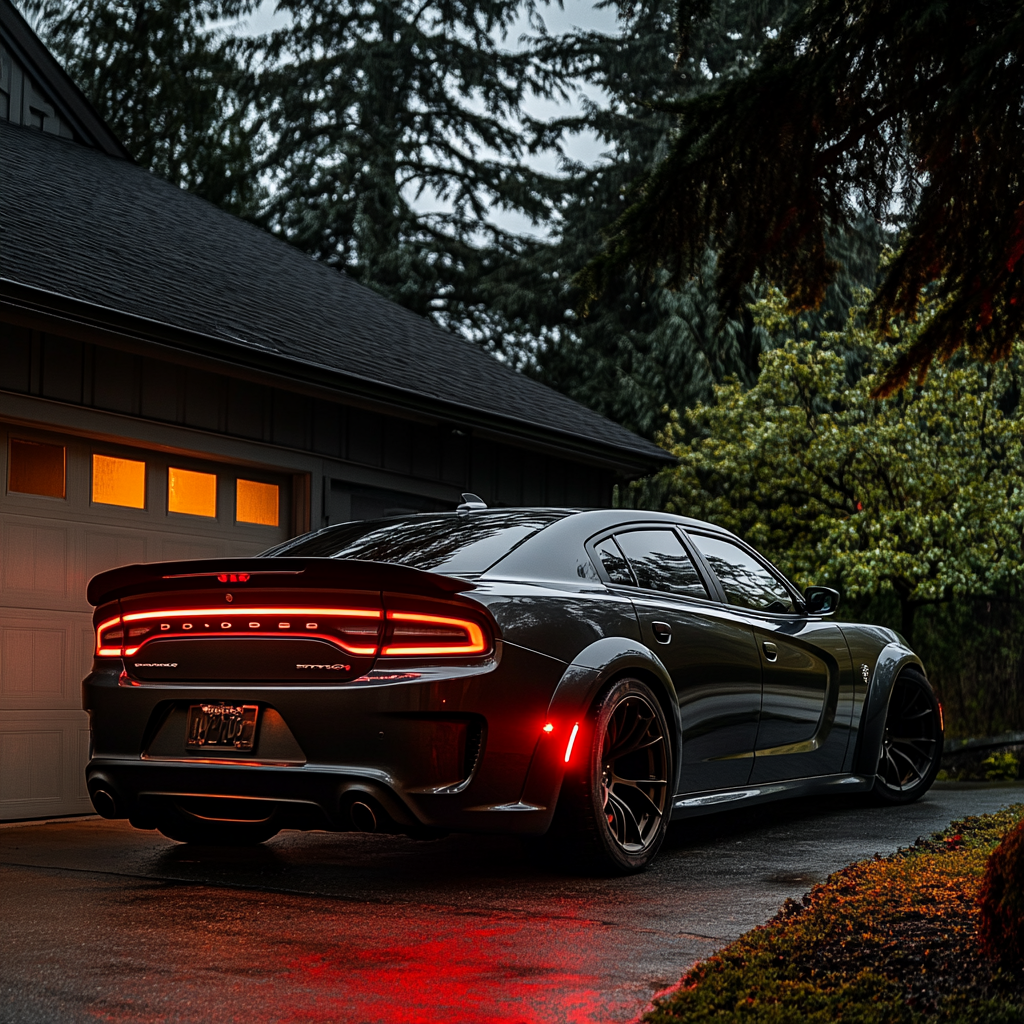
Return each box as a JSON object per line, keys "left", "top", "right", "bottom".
{"left": 74, "top": 883, "right": 641, "bottom": 1024}
{"left": 278, "top": 915, "right": 610, "bottom": 1024}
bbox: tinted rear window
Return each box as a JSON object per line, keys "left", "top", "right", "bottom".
{"left": 268, "top": 511, "right": 569, "bottom": 574}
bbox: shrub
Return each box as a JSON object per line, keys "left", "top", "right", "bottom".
{"left": 978, "top": 817, "right": 1024, "bottom": 968}
{"left": 984, "top": 751, "right": 1021, "bottom": 781}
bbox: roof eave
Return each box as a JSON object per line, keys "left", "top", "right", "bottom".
{"left": 0, "top": 278, "right": 676, "bottom": 476}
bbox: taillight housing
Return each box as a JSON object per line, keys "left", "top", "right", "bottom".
{"left": 96, "top": 615, "right": 127, "bottom": 657}
{"left": 381, "top": 611, "right": 490, "bottom": 657}
{"left": 94, "top": 604, "right": 492, "bottom": 660}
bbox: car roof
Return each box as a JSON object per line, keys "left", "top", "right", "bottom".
{"left": 478, "top": 507, "right": 739, "bottom": 583}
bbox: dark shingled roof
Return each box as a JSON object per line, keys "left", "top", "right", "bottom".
{"left": 0, "top": 119, "right": 670, "bottom": 470}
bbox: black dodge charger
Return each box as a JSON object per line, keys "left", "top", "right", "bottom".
{"left": 83, "top": 503, "right": 943, "bottom": 872}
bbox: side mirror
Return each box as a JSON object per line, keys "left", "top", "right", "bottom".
{"left": 804, "top": 586, "right": 840, "bottom": 616}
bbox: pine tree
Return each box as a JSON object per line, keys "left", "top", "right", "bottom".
{"left": 581, "top": 0, "right": 1024, "bottom": 394}
{"left": 24, "top": 0, "right": 265, "bottom": 216}
{"left": 257, "top": 0, "right": 571, "bottom": 339}
{"left": 525, "top": 0, "right": 806, "bottom": 438}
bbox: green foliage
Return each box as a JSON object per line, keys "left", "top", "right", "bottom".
{"left": 644, "top": 288, "right": 1024, "bottom": 642}
{"left": 24, "top": 0, "right": 266, "bottom": 215}
{"left": 584, "top": 0, "right": 1024, "bottom": 395}
{"left": 646, "top": 807, "right": 1024, "bottom": 1024}
{"left": 983, "top": 751, "right": 1021, "bottom": 782}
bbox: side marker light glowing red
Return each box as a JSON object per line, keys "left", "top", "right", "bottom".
{"left": 564, "top": 723, "right": 580, "bottom": 763}
{"left": 542, "top": 723, "right": 554, "bottom": 734}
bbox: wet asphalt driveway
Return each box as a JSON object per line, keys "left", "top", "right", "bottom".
{"left": 2, "top": 782, "right": 1023, "bottom": 1024}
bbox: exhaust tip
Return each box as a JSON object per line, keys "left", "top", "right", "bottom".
{"left": 91, "top": 789, "right": 119, "bottom": 819}
{"left": 349, "top": 800, "right": 377, "bottom": 833}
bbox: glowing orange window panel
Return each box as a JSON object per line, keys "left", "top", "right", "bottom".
{"left": 9, "top": 439, "right": 65, "bottom": 498}
{"left": 92, "top": 454, "right": 145, "bottom": 508}
{"left": 168, "top": 467, "right": 217, "bottom": 518}
{"left": 236, "top": 479, "right": 279, "bottom": 527}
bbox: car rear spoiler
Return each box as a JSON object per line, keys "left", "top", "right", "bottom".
{"left": 87, "top": 557, "right": 476, "bottom": 607}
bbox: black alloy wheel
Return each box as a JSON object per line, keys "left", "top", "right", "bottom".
{"left": 553, "top": 677, "right": 673, "bottom": 873}
{"left": 872, "top": 667, "right": 943, "bottom": 805}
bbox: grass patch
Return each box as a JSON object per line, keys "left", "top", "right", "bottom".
{"left": 647, "top": 805, "right": 1024, "bottom": 1024}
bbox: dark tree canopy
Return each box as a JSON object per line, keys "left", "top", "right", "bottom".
{"left": 582, "top": 0, "right": 1024, "bottom": 393}
{"left": 526, "top": 0, "right": 801, "bottom": 437}
{"left": 259, "top": 0, "right": 569, "bottom": 339}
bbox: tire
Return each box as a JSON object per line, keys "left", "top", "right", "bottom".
{"left": 552, "top": 677, "right": 673, "bottom": 874}
{"left": 870, "top": 666, "right": 943, "bottom": 805}
{"left": 153, "top": 797, "right": 281, "bottom": 846}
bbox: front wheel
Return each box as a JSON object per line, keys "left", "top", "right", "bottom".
{"left": 871, "top": 667, "right": 943, "bottom": 805}
{"left": 552, "top": 677, "right": 673, "bottom": 874}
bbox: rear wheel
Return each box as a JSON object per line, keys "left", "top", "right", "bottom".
{"left": 553, "top": 677, "right": 672, "bottom": 874}
{"left": 153, "top": 797, "right": 281, "bottom": 846}
{"left": 871, "top": 667, "right": 943, "bottom": 805}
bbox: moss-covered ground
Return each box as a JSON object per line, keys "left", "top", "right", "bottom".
{"left": 646, "top": 805, "right": 1024, "bottom": 1024}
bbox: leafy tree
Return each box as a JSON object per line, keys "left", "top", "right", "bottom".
{"left": 257, "top": 0, "right": 571, "bottom": 340}
{"left": 646, "top": 288, "right": 1024, "bottom": 644}
{"left": 24, "top": 0, "right": 266, "bottom": 215}
{"left": 582, "top": 0, "right": 1024, "bottom": 394}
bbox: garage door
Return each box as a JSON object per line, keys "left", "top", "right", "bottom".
{"left": 0, "top": 423, "right": 293, "bottom": 820}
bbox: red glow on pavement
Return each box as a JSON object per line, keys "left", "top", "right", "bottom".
{"left": 274, "top": 918, "right": 610, "bottom": 1024}
{"left": 81, "top": 887, "right": 621, "bottom": 1024}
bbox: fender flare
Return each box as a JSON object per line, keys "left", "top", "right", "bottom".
{"left": 518, "top": 636, "right": 680, "bottom": 813}
{"left": 853, "top": 642, "right": 928, "bottom": 777}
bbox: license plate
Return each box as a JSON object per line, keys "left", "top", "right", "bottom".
{"left": 186, "top": 703, "right": 259, "bottom": 752}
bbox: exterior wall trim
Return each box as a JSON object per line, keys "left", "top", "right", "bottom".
{"left": 0, "top": 280, "right": 672, "bottom": 476}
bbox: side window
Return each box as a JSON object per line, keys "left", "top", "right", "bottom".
{"left": 689, "top": 534, "right": 796, "bottom": 613}
{"left": 593, "top": 537, "right": 635, "bottom": 585}
{"left": 614, "top": 529, "right": 709, "bottom": 599}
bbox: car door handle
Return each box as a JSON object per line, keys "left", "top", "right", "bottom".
{"left": 762, "top": 641, "right": 778, "bottom": 662}
{"left": 652, "top": 622, "right": 672, "bottom": 644}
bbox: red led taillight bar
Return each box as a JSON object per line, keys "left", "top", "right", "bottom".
{"left": 95, "top": 607, "right": 492, "bottom": 659}
{"left": 95, "top": 607, "right": 382, "bottom": 658}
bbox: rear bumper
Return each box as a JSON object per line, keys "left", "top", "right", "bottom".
{"left": 83, "top": 641, "right": 570, "bottom": 836}
{"left": 85, "top": 757, "right": 554, "bottom": 835}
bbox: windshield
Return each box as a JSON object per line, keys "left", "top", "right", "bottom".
{"left": 267, "top": 511, "right": 570, "bottom": 574}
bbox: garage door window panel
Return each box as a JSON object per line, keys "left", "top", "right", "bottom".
{"left": 8, "top": 440, "right": 65, "bottom": 498}
{"left": 236, "top": 479, "right": 279, "bottom": 527}
{"left": 614, "top": 529, "right": 709, "bottom": 600}
{"left": 92, "top": 454, "right": 145, "bottom": 509}
{"left": 168, "top": 467, "right": 217, "bottom": 518}
{"left": 690, "top": 534, "right": 795, "bottom": 613}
